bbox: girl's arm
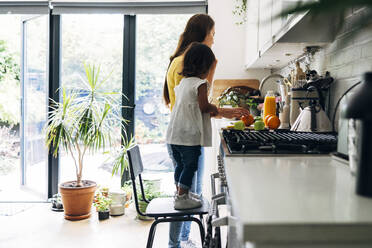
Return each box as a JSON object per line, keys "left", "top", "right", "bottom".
{"left": 198, "top": 84, "right": 250, "bottom": 118}
{"left": 216, "top": 107, "right": 250, "bottom": 119}
{"left": 198, "top": 84, "right": 218, "bottom": 115}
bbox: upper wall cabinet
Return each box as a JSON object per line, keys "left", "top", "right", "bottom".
{"left": 245, "top": 0, "right": 339, "bottom": 69}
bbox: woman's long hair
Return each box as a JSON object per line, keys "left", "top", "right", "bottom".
{"left": 163, "top": 14, "right": 215, "bottom": 106}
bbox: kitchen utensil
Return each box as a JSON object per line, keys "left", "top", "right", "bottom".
{"left": 295, "top": 61, "right": 306, "bottom": 81}
{"left": 277, "top": 79, "right": 288, "bottom": 99}
{"left": 290, "top": 99, "right": 332, "bottom": 132}
{"left": 283, "top": 78, "right": 292, "bottom": 88}
{"left": 290, "top": 88, "right": 319, "bottom": 126}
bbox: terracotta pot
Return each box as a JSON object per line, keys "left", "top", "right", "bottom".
{"left": 59, "top": 180, "right": 97, "bottom": 220}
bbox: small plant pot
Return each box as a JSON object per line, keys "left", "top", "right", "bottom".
{"left": 98, "top": 210, "right": 110, "bottom": 220}
{"left": 51, "top": 202, "right": 64, "bottom": 211}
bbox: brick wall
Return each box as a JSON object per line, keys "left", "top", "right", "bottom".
{"left": 275, "top": 7, "right": 372, "bottom": 130}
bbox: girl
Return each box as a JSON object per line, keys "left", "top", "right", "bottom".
{"left": 165, "top": 14, "right": 216, "bottom": 248}
{"left": 166, "top": 42, "right": 249, "bottom": 210}
{"left": 165, "top": 14, "right": 249, "bottom": 248}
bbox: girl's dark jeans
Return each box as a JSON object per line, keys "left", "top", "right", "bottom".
{"left": 170, "top": 144, "right": 201, "bottom": 190}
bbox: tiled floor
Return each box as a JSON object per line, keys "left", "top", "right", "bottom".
{"left": 0, "top": 203, "right": 202, "bottom": 248}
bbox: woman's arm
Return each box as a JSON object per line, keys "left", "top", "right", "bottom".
{"left": 198, "top": 84, "right": 218, "bottom": 115}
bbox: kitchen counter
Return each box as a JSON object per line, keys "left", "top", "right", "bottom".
{"left": 224, "top": 155, "right": 372, "bottom": 246}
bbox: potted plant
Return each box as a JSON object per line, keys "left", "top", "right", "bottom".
{"left": 51, "top": 193, "right": 63, "bottom": 211}
{"left": 45, "top": 63, "right": 128, "bottom": 220}
{"left": 94, "top": 192, "right": 112, "bottom": 220}
{"left": 137, "top": 180, "right": 163, "bottom": 221}
{"left": 121, "top": 181, "right": 133, "bottom": 207}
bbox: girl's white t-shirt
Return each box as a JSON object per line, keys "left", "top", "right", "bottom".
{"left": 166, "top": 77, "right": 212, "bottom": 147}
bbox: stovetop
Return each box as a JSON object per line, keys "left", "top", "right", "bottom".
{"left": 222, "top": 129, "right": 337, "bottom": 155}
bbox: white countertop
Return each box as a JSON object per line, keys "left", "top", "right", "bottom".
{"left": 224, "top": 155, "right": 372, "bottom": 243}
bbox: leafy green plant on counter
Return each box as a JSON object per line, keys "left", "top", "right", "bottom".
{"left": 218, "top": 90, "right": 241, "bottom": 107}
{"left": 218, "top": 89, "right": 261, "bottom": 109}
{"left": 245, "top": 98, "right": 258, "bottom": 109}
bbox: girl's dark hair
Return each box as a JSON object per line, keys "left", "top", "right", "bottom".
{"left": 181, "top": 42, "right": 215, "bottom": 78}
{"left": 163, "top": 14, "right": 215, "bottom": 106}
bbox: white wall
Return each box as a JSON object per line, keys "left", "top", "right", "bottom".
{"left": 208, "top": 0, "right": 270, "bottom": 80}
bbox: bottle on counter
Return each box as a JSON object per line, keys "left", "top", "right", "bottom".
{"left": 263, "top": 90, "right": 276, "bottom": 118}
{"left": 279, "top": 94, "right": 290, "bottom": 129}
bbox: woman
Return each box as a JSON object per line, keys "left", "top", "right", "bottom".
{"left": 164, "top": 14, "right": 249, "bottom": 248}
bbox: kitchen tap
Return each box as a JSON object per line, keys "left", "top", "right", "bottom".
{"left": 259, "top": 74, "right": 284, "bottom": 95}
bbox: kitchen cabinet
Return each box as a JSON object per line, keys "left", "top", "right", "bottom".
{"left": 258, "top": 0, "right": 272, "bottom": 54}
{"left": 209, "top": 119, "right": 372, "bottom": 247}
{"left": 223, "top": 155, "right": 372, "bottom": 247}
{"left": 244, "top": 0, "right": 259, "bottom": 66}
{"left": 245, "top": 0, "right": 337, "bottom": 69}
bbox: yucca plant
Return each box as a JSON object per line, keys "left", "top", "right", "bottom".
{"left": 45, "top": 63, "right": 129, "bottom": 187}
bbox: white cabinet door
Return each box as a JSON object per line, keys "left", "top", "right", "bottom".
{"left": 245, "top": 0, "right": 260, "bottom": 67}
{"left": 271, "top": 0, "right": 284, "bottom": 40}
{"left": 272, "top": 0, "right": 312, "bottom": 40}
{"left": 258, "top": 0, "right": 272, "bottom": 53}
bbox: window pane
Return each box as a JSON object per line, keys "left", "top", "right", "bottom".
{"left": 61, "top": 14, "right": 123, "bottom": 188}
{"left": 0, "top": 15, "right": 22, "bottom": 201}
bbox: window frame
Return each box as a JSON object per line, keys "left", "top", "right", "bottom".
{"left": 17, "top": 2, "right": 207, "bottom": 197}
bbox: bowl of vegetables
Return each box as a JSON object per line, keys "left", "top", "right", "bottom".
{"left": 217, "top": 86, "right": 262, "bottom": 116}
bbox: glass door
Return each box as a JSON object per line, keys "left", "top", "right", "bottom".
{"left": 20, "top": 15, "right": 48, "bottom": 200}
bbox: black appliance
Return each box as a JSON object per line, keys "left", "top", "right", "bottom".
{"left": 222, "top": 129, "right": 337, "bottom": 155}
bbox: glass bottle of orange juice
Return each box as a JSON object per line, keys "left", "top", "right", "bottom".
{"left": 263, "top": 90, "right": 276, "bottom": 118}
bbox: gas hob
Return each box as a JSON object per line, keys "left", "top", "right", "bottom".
{"left": 222, "top": 129, "right": 337, "bottom": 155}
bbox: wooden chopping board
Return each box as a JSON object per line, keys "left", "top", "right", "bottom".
{"left": 210, "top": 79, "right": 260, "bottom": 105}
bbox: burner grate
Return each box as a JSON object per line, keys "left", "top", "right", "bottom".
{"left": 223, "top": 129, "right": 337, "bottom": 154}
